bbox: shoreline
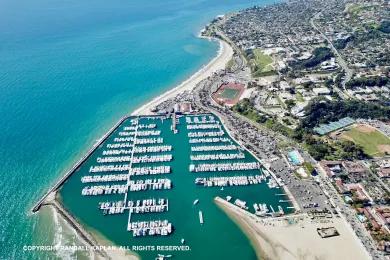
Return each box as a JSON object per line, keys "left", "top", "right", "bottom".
{"left": 215, "top": 196, "right": 370, "bottom": 260}
{"left": 131, "top": 37, "right": 233, "bottom": 116}
{"left": 214, "top": 197, "right": 266, "bottom": 259}
{"left": 33, "top": 32, "right": 234, "bottom": 259}
{"left": 48, "top": 198, "right": 140, "bottom": 260}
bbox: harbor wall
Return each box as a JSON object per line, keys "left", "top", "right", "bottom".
{"left": 31, "top": 115, "right": 131, "bottom": 213}
{"left": 48, "top": 200, "right": 107, "bottom": 257}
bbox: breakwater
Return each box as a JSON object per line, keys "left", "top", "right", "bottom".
{"left": 32, "top": 116, "right": 131, "bottom": 212}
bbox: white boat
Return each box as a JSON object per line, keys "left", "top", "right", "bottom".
{"left": 199, "top": 210, "right": 204, "bottom": 224}
{"left": 155, "top": 254, "right": 172, "bottom": 260}
{"left": 181, "top": 238, "right": 185, "bottom": 244}
{"left": 278, "top": 205, "right": 285, "bottom": 215}
{"left": 193, "top": 199, "right": 199, "bottom": 205}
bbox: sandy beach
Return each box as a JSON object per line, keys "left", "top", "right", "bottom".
{"left": 215, "top": 197, "right": 370, "bottom": 260}
{"left": 131, "top": 38, "right": 233, "bottom": 116}
{"left": 48, "top": 198, "right": 139, "bottom": 260}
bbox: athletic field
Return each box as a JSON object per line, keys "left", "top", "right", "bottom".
{"left": 220, "top": 88, "right": 240, "bottom": 99}
{"left": 342, "top": 124, "right": 390, "bottom": 157}
{"left": 212, "top": 82, "right": 245, "bottom": 107}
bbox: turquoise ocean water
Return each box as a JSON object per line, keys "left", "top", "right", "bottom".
{"left": 0, "top": 0, "right": 276, "bottom": 258}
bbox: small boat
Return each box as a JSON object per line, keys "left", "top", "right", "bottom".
{"left": 155, "top": 254, "right": 172, "bottom": 260}
{"left": 193, "top": 199, "right": 199, "bottom": 205}
{"left": 181, "top": 238, "right": 185, "bottom": 244}
{"left": 220, "top": 187, "right": 224, "bottom": 191}
{"left": 199, "top": 210, "right": 204, "bottom": 224}
{"left": 278, "top": 205, "right": 285, "bottom": 215}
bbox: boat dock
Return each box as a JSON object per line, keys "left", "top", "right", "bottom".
{"left": 189, "top": 162, "right": 261, "bottom": 172}
{"left": 195, "top": 175, "right": 265, "bottom": 187}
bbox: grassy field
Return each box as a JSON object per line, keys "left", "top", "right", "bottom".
{"left": 225, "top": 58, "right": 234, "bottom": 70}
{"left": 346, "top": 3, "right": 375, "bottom": 21}
{"left": 347, "top": 4, "right": 364, "bottom": 15}
{"left": 220, "top": 88, "right": 240, "bottom": 99}
{"left": 295, "top": 93, "right": 304, "bottom": 102}
{"left": 342, "top": 125, "right": 390, "bottom": 157}
{"left": 250, "top": 49, "right": 275, "bottom": 77}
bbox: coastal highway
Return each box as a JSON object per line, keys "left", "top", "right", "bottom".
{"left": 209, "top": 15, "right": 247, "bottom": 70}
{"left": 316, "top": 165, "right": 385, "bottom": 259}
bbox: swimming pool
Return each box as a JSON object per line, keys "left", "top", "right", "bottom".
{"left": 288, "top": 150, "right": 303, "bottom": 165}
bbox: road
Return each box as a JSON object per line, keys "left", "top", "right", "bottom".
{"left": 213, "top": 19, "right": 247, "bottom": 69}
{"left": 316, "top": 165, "right": 386, "bottom": 260}
{"left": 361, "top": 160, "right": 390, "bottom": 194}
{"left": 310, "top": 11, "right": 353, "bottom": 99}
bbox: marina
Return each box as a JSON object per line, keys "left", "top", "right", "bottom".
{"left": 56, "top": 114, "right": 293, "bottom": 259}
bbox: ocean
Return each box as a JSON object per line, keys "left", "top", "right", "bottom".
{"left": 0, "top": 0, "right": 275, "bottom": 259}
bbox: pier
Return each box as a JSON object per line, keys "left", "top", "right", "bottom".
{"left": 119, "top": 116, "right": 175, "bottom": 237}
{"left": 191, "top": 144, "right": 237, "bottom": 152}
{"left": 195, "top": 175, "right": 265, "bottom": 187}
{"left": 190, "top": 152, "right": 245, "bottom": 161}
{"left": 189, "top": 162, "right": 261, "bottom": 173}
{"left": 128, "top": 220, "right": 173, "bottom": 237}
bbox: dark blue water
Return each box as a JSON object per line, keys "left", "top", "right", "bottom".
{"left": 0, "top": 0, "right": 275, "bottom": 258}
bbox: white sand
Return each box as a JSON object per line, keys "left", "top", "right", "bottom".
{"left": 131, "top": 39, "right": 233, "bottom": 116}
{"left": 215, "top": 197, "right": 370, "bottom": 260}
